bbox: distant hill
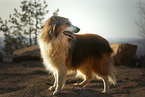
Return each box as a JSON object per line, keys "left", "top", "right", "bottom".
{"left": 0, "top": 37, "right": 145, "bottom": 56}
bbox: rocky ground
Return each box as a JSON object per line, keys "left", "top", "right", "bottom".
{"left": 0, "top": 60, "right": 145, "bottom": 97}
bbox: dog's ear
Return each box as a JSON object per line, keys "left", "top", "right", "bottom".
{"left": 50, "top": 25, "right": 56, "bottom": 34}
{"left": 50, "top": 17, "right": 57, "bottom": 25}
{"left": 48, "top": 17, "right": 57, "bottom": 37}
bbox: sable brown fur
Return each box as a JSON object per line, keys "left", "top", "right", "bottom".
{"left": 67, "top": 34, "right": 113, "bottom": 70}
{"left": 39, "top": 16, "right": 116, "bottom": 95}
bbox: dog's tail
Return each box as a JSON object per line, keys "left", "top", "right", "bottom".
{"left": 108, "top": 72, "right": 116, "bottom": 85}
{"left": 108, "top": 56, "right": 116, "bottom": 85}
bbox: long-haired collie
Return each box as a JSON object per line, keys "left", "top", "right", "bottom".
{"left": 38, "top": 16, "right": 116, "bottom": 95}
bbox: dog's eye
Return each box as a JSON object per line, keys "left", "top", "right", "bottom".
{"left": 65, "top": 22, "right": 70, "bottom": 26}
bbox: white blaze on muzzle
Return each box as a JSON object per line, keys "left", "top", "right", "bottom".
{"left": 64, "top": 25, "right": 78, "bottom": 33}
{"left": 63, "top": 24, "right": 79, "bottom": 39}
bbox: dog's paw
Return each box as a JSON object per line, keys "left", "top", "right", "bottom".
{"left": 53, "top": 90, "right": 61, "bottom": 95}
{"left": 102, "top": 91, "right": 108, "bottom": 94}
{"left": 73, "top": 83, "right": 83, "bottom": 87}
{"left": 49, "top": 86, "right": 55, "bottom": 91}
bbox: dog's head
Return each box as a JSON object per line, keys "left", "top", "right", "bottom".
{"left": 42, "top": 16, "right": 80, "bottom": 40}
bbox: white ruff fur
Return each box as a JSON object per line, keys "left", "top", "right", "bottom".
{"left": 39, "top": 33, "right": 70, "bottom": 94}
{"left": 38, "top": 33, "right": 69, "bottom": 74}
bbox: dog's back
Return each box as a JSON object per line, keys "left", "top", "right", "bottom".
{"left": 66, "top": 34, "right": 116, "bottom": 87}
{"left": 67, "top": 34, "right": 113, "bottom": 68}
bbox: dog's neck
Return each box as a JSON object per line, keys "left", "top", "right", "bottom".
{"left": 49, "top": 34, "right": 70, "bottom": 66}
{"left": 39, "top": 33, "right": 70, "bottom": 61}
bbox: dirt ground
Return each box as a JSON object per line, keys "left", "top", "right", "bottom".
{"left": 0, "top": 60, "right": 145, "bottom": 97}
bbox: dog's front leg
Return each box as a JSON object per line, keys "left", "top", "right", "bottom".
{"left": 53, "top": 65, "right": 67, "bottom": 95}
{"left": 49, "top": 73, "right": 57, "bottom": 91}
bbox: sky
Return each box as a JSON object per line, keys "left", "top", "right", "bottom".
{"left": 0, "top": 0, "right": 145, "bottom": 39}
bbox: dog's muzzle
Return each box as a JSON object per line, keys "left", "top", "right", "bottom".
{"left": 74, "top": 26, "right": 80, "bottom": 33}
{"left": 63, "top": 25, "right": 80, "bottom": 39}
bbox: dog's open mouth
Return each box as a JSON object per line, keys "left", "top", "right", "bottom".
{"left": 63, "top": 31, "right": 76, "bottom": 39}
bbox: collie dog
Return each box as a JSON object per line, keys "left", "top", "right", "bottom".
{"left": 38, "top": 16, "right": 116, "bottom": 95}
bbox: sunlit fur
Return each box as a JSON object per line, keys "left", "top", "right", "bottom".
{"left": 38, "top": 16, "right": 116, "bottom": 95}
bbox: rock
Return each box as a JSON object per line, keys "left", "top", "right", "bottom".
{"left": 0, "top": 52, "right": 3, "bottom": 61}
{"left": 111, "top": 43, "right": 137, "bottom": 66}
{"left": 3, "top": 55, "right": 13, "bottom": 63}
{"left": 13, "top": 46, "right": 41, "bottom": 62}
{"left": 138, "top": 55, "right": 145, "bottom": 68}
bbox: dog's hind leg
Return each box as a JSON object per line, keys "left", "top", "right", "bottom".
{"left": 100, "top": 75, "right": 109, "bottom": 93}
{"left": 74, "top": 69, "right": 92, "bottom": 88}
{"left": 74, "top": 76, "right": 91, "bottom": 87}
{"left": 53, "top": 65, "right": 67, "bottom": 95}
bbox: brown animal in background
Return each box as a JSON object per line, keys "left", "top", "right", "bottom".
{"left": 38, "top": 16, "right": 116, "bottom": 95}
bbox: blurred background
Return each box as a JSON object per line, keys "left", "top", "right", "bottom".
{"left": 0, "top": 0, "right": 145, "bottom": 56}
{"left": 0, "top": 1, "right": 145, "bottom": 96}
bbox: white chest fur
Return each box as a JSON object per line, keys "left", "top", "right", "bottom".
{"left": 38, "top": 34, "right": 69, "bottom": 74}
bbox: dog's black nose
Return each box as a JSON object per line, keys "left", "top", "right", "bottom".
{"left": 75, "top": 27, "right": 80, "bottom": 33}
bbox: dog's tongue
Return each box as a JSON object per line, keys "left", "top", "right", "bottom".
{"left": 63, "top": 31, "right": 76, "bottom": 39}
